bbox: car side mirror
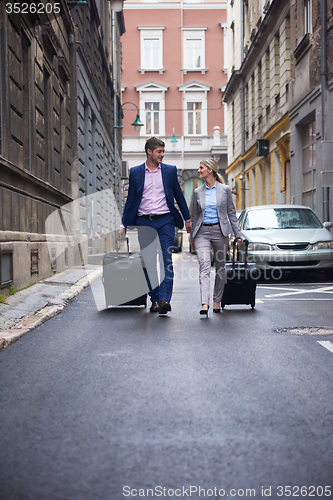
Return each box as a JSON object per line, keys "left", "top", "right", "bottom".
{"left": 323, "top": 221, "right": 333, "bottom": 229}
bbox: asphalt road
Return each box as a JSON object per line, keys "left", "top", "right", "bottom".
{"left": 1, "top": 252, "right": 333, "bottom": 500}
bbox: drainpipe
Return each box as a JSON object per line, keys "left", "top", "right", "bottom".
{"left": 241, "top": 0, "right": 244, "bottom": 63}
{"left": 112, "top": 7, "right": 118, "bottom": 239}
{"left": 241, "top": 78, "right": 246, "bottom": 209}
{"left": 321, "top": 0, "right": 330, "bottom": 221}
{"left": 240, "top": 1, "right": 245, "bottom": 209}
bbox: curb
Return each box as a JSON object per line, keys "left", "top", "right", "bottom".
{"left": 0, "top": 267, "right": 102, "bottom": 351}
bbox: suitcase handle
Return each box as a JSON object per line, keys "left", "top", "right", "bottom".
{"left": 116, "top": 236, "right": 130, "bottom": 256}
{"left": 232, "top": 237, "right": 249, "bottom": 267}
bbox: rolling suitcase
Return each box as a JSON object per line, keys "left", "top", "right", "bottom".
{"left": 102, "top": 237, "right": 148, "bottom": 308}
{"left": 221, "top": 238, "right": 259, "bottom": 310}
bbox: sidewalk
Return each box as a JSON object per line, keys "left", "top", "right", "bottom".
{"left": 0, "top": 265, "right": 102, "bottom": 351}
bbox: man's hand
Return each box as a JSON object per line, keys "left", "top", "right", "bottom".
{"left": 185, "top": 220, "right": 191, "bottom": 233}
{"left": 118, "top": 227, "right": 127, "bottom": 241}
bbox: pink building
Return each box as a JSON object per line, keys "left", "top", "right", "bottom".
{"left": 121, "top": 0, "right": 228, "bottom": 206}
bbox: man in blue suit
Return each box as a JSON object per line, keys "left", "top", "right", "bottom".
{"left": 119, "top": 137, "right": 191, "bottom": 314}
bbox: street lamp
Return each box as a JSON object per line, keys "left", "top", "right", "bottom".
{"left": 170, "top": 128, "right": 178, "bottom": 143}
{"left": 67, "top": 1, "right": 88, "bottom": 5}
{"left": 114, "top": 102, "right": 144, "bottom": 132}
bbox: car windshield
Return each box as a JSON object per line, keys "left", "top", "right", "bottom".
{"left": 243, "top": 208, "right": 323, "bottom": 230}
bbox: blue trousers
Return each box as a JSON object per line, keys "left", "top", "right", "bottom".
{"left": 135, "top": 213, "right": 175, "bottom": 303}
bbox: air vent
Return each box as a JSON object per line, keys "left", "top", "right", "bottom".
{"left": 276, "top": 243, "right": 310, "bottom": 251}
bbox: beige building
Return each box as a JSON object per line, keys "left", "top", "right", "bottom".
{"left": 224, "top": 0, "right": 333, "bottom": 225}
{"left": 223, "top": 0, "right": 291, "bottom": 211}
{"left": 289, "top": 0, "right": 333, "bottom": 223}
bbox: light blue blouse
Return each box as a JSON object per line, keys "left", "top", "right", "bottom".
{"left": 203, "top": 183, "right": 219, "bottom": 223}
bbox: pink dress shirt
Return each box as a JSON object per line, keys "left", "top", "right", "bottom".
{"left": 137, "top": 164, "right": 170, "bottom": 216}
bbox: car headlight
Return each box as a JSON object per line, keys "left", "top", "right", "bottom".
{"left": 247, "top": 242, "right": 273, "bottom": 251}
{"left": 312, "top": 241, "right": 333, "bottom": 250}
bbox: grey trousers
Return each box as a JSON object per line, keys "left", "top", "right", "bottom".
{"left": 194, "top": 224, "right": 229, "bottom": 305}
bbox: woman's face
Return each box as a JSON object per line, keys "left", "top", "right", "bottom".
{"left": 198, "top": 162, "right": 212, "bottom": 180}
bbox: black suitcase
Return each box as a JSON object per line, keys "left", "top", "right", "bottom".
{"left": 102, "top": 238, "right": 148, "bottom": 307}
{"left": 221, "top": 238, "right": 259, "bottom": 310}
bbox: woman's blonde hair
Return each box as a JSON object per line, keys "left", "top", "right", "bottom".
{"left": 201, "top": 158, "right": 224, "bottom": 184}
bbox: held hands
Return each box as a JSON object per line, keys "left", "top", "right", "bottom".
{"left": 118, "top": 227, "right": 127, "bottom": 241}
{"left": 185, "top": 220, "right": 192, "bottom": 233}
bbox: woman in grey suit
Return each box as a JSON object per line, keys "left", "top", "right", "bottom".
{"left": 190, "top": 159, "right": 243, "bottom": 316}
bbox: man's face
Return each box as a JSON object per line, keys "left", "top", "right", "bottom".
{"left": 148, "top": 147, "right": 165, "bottom": 165}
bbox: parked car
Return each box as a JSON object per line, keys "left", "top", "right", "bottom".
{"left": 233, "top": 205, "right": 333, "bottom": 278}
{"left": 173, "top": 228, "right": 183, "bottom": 252}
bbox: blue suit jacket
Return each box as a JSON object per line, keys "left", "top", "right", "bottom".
{"left": 122, "top": 163, "right": 190, "bottom": 229}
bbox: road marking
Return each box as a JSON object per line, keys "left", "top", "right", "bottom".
{"left": 263, "top": 298, "right": 333, "bottom": 300}
{"left": 263, "top": 285, "right": 333, "bottom": 298}
{"left": 318, "top": 341, "right": 333, "bottom": 354}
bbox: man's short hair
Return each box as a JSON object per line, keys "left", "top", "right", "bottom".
{"left": 145, "top": 137, "right": 165, "bottom": 154}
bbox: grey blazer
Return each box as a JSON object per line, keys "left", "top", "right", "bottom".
{"left": 190, "top": 182, "right": 243, "bottom": 240}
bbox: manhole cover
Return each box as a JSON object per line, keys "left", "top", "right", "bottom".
{"left": 276, "top": 326, "right": 333, "bottom": 335}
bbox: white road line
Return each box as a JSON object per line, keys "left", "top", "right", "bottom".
{"left": 259, "top": 286, "right": 306, "bottom": 293}
{"left": 263, "top": 298, "right": 333, "bottom": 300}
{"left": 318, "top": 341, "right": 333, "bottom": 354}
{"left": 264, "top": 285, "right": 333, "bottom": 298}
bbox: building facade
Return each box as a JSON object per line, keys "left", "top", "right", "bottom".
{"left": 223, "top": 0, "right": 291, "bottom": 211}
{"left": 0, "top": 0, "right": 125, "bottom": 292}
{"left": 224, "top": 0, "right": 333, "bottom": 225}
{"left": 121, "top": 0, "right": 228, "bottom": 207}
{"left": 289, "top": 0, "right": 333, "bottom": 223}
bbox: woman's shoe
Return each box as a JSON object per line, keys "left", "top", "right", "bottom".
{"left": 200, "top": 305, "right": 209, "bottom": 317}
{"left": 213, "top": 302, "right": 221, "bottom": 313}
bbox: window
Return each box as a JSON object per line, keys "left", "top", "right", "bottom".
{"left": 22, "top": 34, "right": 32, "bottom": 171}
{"left": 272, "top": 33, "right": 280, "bottom": 106}
{"left": 31, "top": 250, "right": 39, "bottom": 275}
{"left": 136, "top": 81, "right": 168, "bottom": 136}
{"left": 0, "top": 252, "right": 13, "bottom": 287}
{"left": 257, "top": 61, "right": 262, "bottom": 119}
{"left": 139, "top": 28, "right": 164, "bottom": 73}
{"left": 178, "top": 81, "right": 210, "bottom": 137}
{"left": 182, "top": 28, "right": 206, "bottom": 73}
{"left": 220, "top": 22, "right": 228, "bottom": 73}
{"left": 301, "top": 119, "right": 316, "bottom": 210}
{"left": 145, "top": 102, "right": 160, "bottom": 135}
{"left": 187, "top": 102, "right": 202, "bottom": 135}
{"left": 186, "top": 39, "right": 201, "bottom": 69}
{"left": 304, "top": 0, "right": 312, "bottom": 35}
{"left": 43, "top": 67, "right": 51, "bottom": 182}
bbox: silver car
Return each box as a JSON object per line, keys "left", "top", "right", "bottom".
{"left": 236, "top": 205, "right": 333, "bottom": 277}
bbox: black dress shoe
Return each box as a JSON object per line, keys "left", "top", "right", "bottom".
{"left": 158, "top": 300, "right": 171, "bottom": 314}
{"left": 213, "top": 307, "right": 221, "bottom": 313}
{"left": 200, "top": 305, "right": 209, "bottom": 317}
{"left": 150, "top": 301, "right": 159, "bottom": 313}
